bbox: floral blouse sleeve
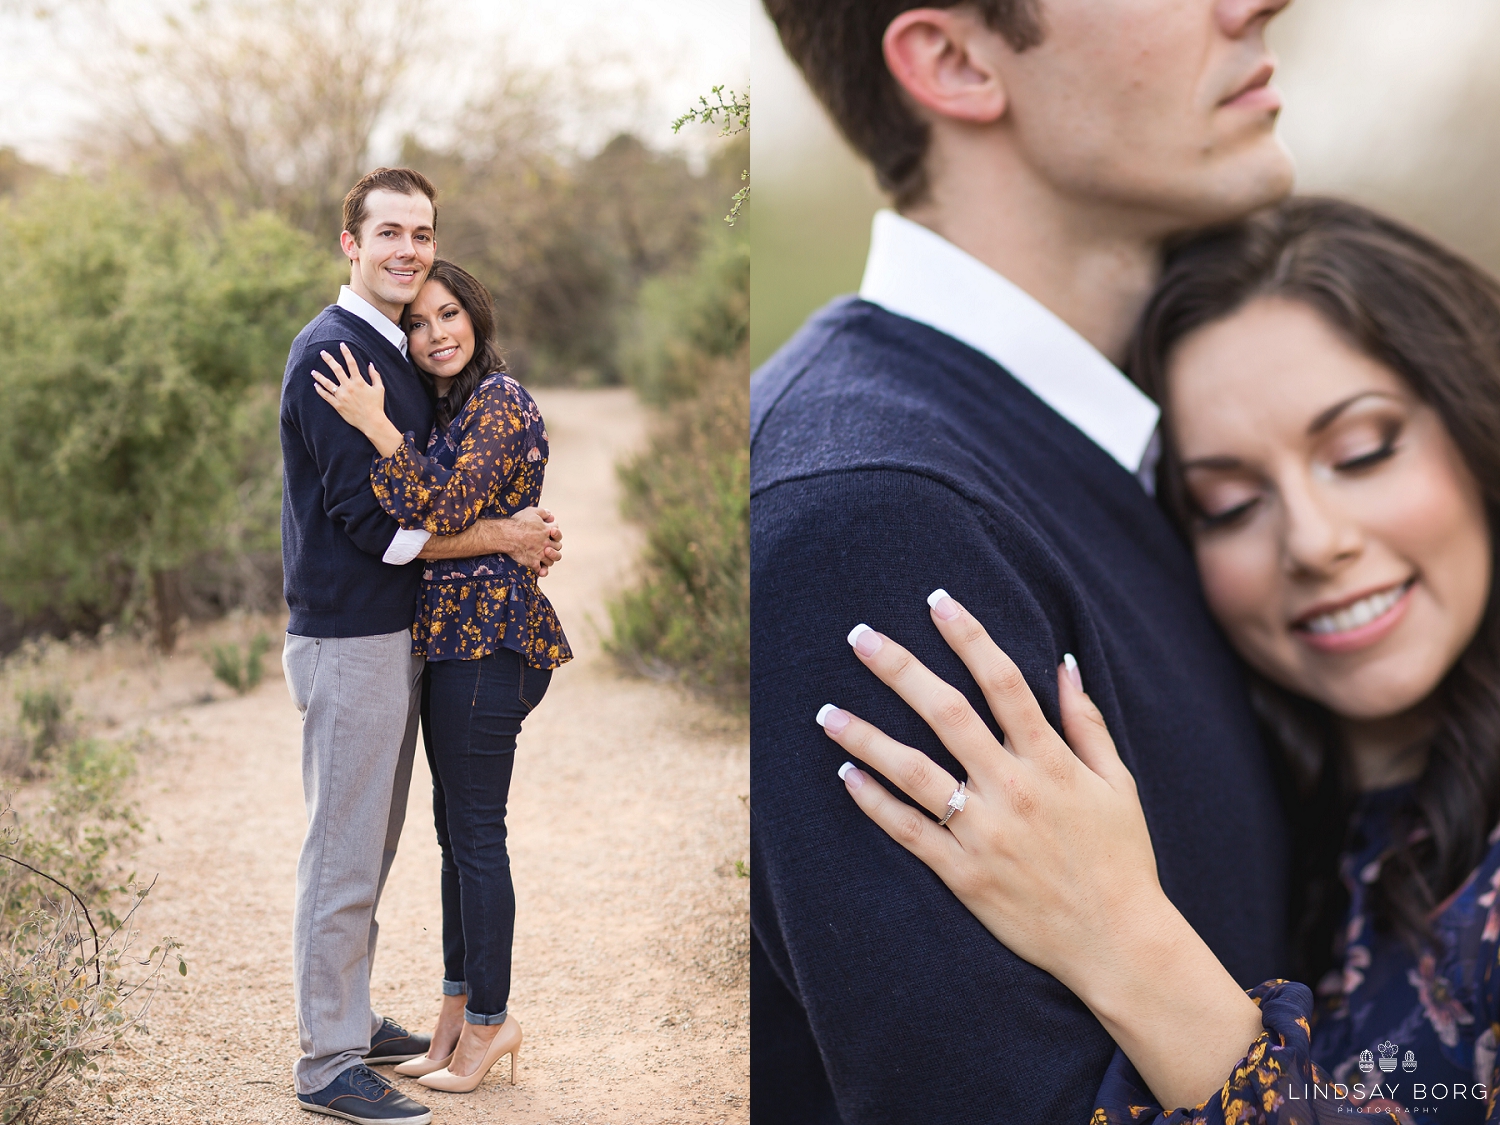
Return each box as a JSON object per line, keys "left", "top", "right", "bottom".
{"left": 371, "top": 379, "right": 532, "bottom": 535}
{"left": 1091, "top": 981, "right": 1409, "bottom": 1124}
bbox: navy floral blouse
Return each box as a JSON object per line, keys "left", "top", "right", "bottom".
{"left": 1095, "top": 787, "right": 1500, "bottom": 1123}
{"left": 370, "top": 372, "right": 572, "bottom": 670}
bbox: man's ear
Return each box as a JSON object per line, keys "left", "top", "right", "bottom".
{"left": 883, "top": 7, "right": 1009, "bottom": 125}
{"left": 339, "top": 229, "right": 359, "bottom": 263}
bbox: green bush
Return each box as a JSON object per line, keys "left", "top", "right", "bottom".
{"left": 0, "top": 177, "right": 336, "bottom": 651}
{"left": 608, "top": 360, "right": 749, "bottom": 702}
{"left": 621, "top": 220, "right": 749, "bottom": 405}
{"left": 207, "top": 633, "right": 270, "bottom": 695}
{"left": 17, "top": 689, "right": 70, "bottom": 762}
{"left": 607, "top": 162, "right": 750, "bottom": 703}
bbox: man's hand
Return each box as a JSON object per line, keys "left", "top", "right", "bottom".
{"left": 419, "top": 507, "right": 563, "bottom": 574}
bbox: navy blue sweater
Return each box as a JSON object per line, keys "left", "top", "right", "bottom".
{"left": 280, "top": 305, "right": 434, "bottom": 637}
{"left": 750, "top": 299, "right": 1290, "bottom": 1124}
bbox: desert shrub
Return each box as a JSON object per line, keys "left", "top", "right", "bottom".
{"left": 18, "top": 689, "right": 70, "bottom": 763}
{"left": 0, "top": 177, "right": 335, "bottom": 652}
{"left": 621, "top": 219, "right": 749, "bottom": 405}
{"left": 3, "top": 737, "right": 143, "bottom": 929}
{"left": 606, "top": 129, "right": 750, "bottom": 704}
{"left": 207, "top": 633, "right": 270, "bottom": 695}
{"left": 608, "top": 360, "right": 749, "bottom": 702}
{"left": 0, "top": 734, "right": 180, "bottom": 1124}
{"left": 1, "top": 687, "right": 73, "bottom": 782}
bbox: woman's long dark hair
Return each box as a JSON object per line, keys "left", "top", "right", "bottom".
{"left": 403, "top": 259, "right": 506, "bottom": 427}
{"left": 1129, "top": 198, "right": 1500, "bottom": 985}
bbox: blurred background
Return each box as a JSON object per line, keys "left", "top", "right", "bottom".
{"left": 751, "top": 0, "right": 1500, "bottom": 368}
{"left": 0, "top": 0, "right": 753, "bottom": 701}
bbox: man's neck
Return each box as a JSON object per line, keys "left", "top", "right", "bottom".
{"left": 348, "top": 273, "right": 403, "bottom": 324}
{"left": 903, "top": 151, "right": 1163, "bottom": 367}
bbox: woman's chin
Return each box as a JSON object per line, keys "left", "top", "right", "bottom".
{"left": 1295, "top": 668, "right": 1441, "bottom": 726}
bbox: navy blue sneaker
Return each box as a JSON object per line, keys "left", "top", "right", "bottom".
{"left": 363, "top": 1018, "right": 431, "bottom": 1065}
{"left": 297, "top": 1064, "right": 431, "bottom": 1124}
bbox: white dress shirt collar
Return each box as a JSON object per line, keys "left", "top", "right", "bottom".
{"left": 858, "top": 210, "right": 1160, "bottom": 477}
{"left": 337, "top": 285, "right": 409, "bottom": 358}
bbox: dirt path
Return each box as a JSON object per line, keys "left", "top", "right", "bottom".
{"left": 55, "top": 387, "right": 748, "bottom": 1123}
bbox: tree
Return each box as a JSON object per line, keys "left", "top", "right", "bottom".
{"left": 0, "top": 178, "right": 334, "bottom": 650}
{"left": 94, "top": 0, "right": 428, "bottom": 244}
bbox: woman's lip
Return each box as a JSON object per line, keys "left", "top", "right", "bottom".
{"left": 1220, "top": 64, "right": 1279, "bottom": 112}
{"left": 1292, "top": 577, "right": 1414, "bottom": 626}
{"left": 1222, "top": 82, "right": 1281, "bottom": 113}
{"left": 1293, "top": 581, "right": 1415, "bottom": 654}
{"left": 429, "top": 347, "right": 459, "bottom": 361}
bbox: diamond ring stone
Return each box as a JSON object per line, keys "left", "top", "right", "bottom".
{"left": 938, "top": 781, "right": 968, "bottom": 827}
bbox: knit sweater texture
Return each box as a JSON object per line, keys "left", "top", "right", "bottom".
{"left": 280, "top": 304, "right": 434, "bottom": 638}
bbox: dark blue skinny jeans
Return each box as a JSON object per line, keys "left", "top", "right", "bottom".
{"left": 420, "top": 647, "right": 551, "bottom": 1026}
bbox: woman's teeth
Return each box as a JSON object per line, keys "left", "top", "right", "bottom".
{"left": 1301, "top": 582, "right": 1410, "bottom": 635}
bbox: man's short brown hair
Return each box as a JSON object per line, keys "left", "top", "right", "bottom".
{"left": 342, "top": 167, "right": 438, "bottom": 244}
{"left": 764, "top": 0, "right": 1043, "bottom": 207}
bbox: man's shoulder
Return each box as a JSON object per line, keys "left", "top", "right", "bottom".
{"left": 288, "top": 305, "right": 388, "bottom": 359}
{"left": 750, "top": 297, "right": 1009, "bottom": 499}
{"left": 751, "top": 296, "right": 939, "bottom": 427}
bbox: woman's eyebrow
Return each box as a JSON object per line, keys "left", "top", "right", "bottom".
{"left": 1180, "top": 454, "right": 1245, "bottom": 472}
{"left": 1307, "top": 391, "right": 1402, "bottom": 435}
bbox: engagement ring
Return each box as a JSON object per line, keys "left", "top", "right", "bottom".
{"left": 938, "top": 781, "right": 968, "bottom": 827}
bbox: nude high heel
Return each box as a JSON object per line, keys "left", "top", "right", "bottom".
{"left": 417, "top": 1015, "right": 522, "bottom": 1092}
{"left": 392, "top": 1051, "right": 453, "bottom": 1077}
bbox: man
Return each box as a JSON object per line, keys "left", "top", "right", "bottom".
{"left": 752, "top": 2, "right": 1295, "bottom": 1121}
{"left": 280, "top": 166, "right": 561, "bottom": 1125}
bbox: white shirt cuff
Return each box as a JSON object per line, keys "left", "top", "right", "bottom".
{"left": 382, "top": 528, "right": 431, "bottom": 565}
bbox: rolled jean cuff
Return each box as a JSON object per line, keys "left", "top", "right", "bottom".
{"left": 442, "top": 979, "right": 467, "bottom": 997}
{"left": 464, "top": 1005, "right": 507, "bottom": 1026}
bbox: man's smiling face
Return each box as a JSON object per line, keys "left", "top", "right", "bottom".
{"left": 340, "top": 188, "right": 436, "bottom": 319}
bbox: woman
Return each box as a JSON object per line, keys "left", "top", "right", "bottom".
{"left": 817, "top": 200, "right": 1500, "bottom": 1121}
{"left": 312, "top": 259, "right": 571, "bottom": 1093}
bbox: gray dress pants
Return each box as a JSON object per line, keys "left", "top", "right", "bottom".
{"left": 283, "top": 630, "right": 424, "bottom": 1095}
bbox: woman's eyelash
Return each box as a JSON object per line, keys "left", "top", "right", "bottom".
{"left": 1198, "top": 497, "right": 1259, "bottom": 530}
{"left": 1334, "top": 441, "right": 1398, "bottom": 472}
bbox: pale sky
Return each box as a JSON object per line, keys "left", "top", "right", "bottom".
{"left": 0, "top": 0, "right": 756, "bottom": 167}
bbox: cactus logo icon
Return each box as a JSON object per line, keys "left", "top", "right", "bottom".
{"left": 1377, "top": 1041, "right": 1400, "bottom": 1073}
{"left": 1402, "top": 1050, "right": 1417, "bottom": 1073}
{"left": 1358, "top": 1049, "right": 1375, "bottom": 1074}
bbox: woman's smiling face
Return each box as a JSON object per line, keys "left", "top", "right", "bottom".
{"left": 1169, "top": 296, "right": 1492, "bottom": 722}
{"left": 406, "top": 280, "right": 474, "bottom": 380}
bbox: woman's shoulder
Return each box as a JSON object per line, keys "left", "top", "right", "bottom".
{"left": 462, "top": 372, "right": 541, "bottom": 424}
{"left": 471, "top": 372, "right": 536, "bottom": 407}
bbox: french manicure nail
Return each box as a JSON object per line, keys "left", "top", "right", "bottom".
{"left": 927, "top": 588, "right": 960, "bottom": 620}
{"left": 838, "top": 761, "right": 864, "bottom": 790}
{"left": 1063, "top": 652, "right": 1082, "bottom": 691}
{"left": 847, "top": 623, "right": 883, "bottom": 657}
{"left": 816, "top": 704, "right": 850, "bottom": 734}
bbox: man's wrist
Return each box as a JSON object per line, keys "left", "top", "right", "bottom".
{"left": 485, "top": 518, "right": 519, "bottom": 555}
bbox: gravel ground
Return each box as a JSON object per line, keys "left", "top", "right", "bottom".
{"left": 50, "top": 387, "right": 749, "bottom": 1124}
